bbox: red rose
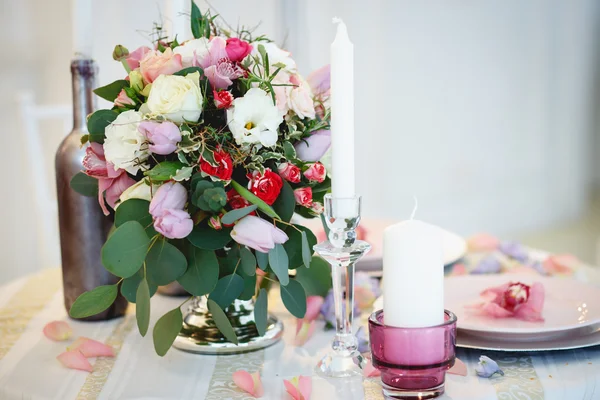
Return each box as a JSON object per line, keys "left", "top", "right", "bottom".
{"left": 303, "top": 162, "right": 326, "bottom": 183}
{"left": 225, "top": 38, "right": 253, "bottom": 62}
{"left": 277, "top": 162, "right": 301, "bottom": 183}
{"left": 200, "top": 148, "right": 233, "bottom": 181}
{"left": 247, "top": 169, "right": 283, "bottom": 205}
{"left": 227, "top": 188, "right": 251, "bottom": 210}
{"left": 294, "top": 187, "right": 313, "bottom": 207}
{"left": 213, "top": 89, "right": 234, "bottom": 109}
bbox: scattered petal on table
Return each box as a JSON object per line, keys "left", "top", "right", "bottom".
{"left": 43, "top": 321, "right": 72, "bottom": 341}
{"left": 471, "top": 256, "right": 501, "bottom": 274}
{"left": 294, "top": 320, "right": 316, "bottom": 346}
{"left": 448, "top": 358, "right": 467, "bottom": 376}
{"left": 68, "top": 337, "right": 115, "bottom": 358}
{"left": 499, "top": 241, "right": 528, "bottom": 262}
{"left": 362, "top": 360, "right": 380, "bottom": 377}
{"left": 232, "top": 370, "right": 264, "bottom": 398}
{"left": 284, "top": 376, "right": 312, "bottom": 400}
{"left": 467, "top": 233, "right": 500, "bottom": 252}
{"left": 57, "top": 350, "right": 93, "bottom": 372}
{"left": 356, "top": 326, "right": 369, "bottom": 353}
{"left": 450, "top": 263, "right": 468, "bottom": 276}
{"left": 305, "top": 296, "right": 324, "bottom": 321}
{"left": 543, "top": 254, "right": 579, "bottom": 275}
{"left": 506, "top": 264, "right": 540, "bottom": 275}
{"left": 475, "top": 355, "right": 504, "bottom": 378}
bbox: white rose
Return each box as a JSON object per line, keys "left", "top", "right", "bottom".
{"left": 147, "top": 72, "right": 203, "bottom": 123}
{"left": 287, "top": 76, "right": 315, "bottom": 119}
{"left": 173, "top": 38, "right": 211, "bottom": 68}
{"left": 117, "top": 179, "right": 157, "bottom": 207}
{"left": 226, "top": 88, "right": 283, "bottom": 148}
{"left": 103, "top": 110, "right": 148, "bottom": 175}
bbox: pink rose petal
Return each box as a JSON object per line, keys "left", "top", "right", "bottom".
{"left": 543, "top": 254, "right": 578, "bottom": 275}
{"left": 305, "top": 296, "right": 324, "bottom": 321}
{"left": 57, "top": 350, "right": 93, "bottom": 372}
{"left": 467, "top": 233, "right": 500, "bottom": 252}
{"left": 284, "top": 376, "right": 312, "bottom": 400}
{"left": 294, "top": 320, "right": 316, "bottom": 346}
{"left": 451, "top": 263, "right": 468, "bottom": 276}
{"left": 448, "top": 358, "right": 467, "bottom": 376}
{"left": 232, "top": 370, "right": 263, "bottom": 398}
{"left": 43, "top": 321, "right": 72, "bottom": 341}
{"left": 68, "top": 337, "right": 115, "bottom": 358}
{"left": 362, "top": 360, "right": 381, "bottom": 377}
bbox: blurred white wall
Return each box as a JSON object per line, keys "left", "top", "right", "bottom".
{"left": 1, "top": 0, "right": 599, "bottom": 282}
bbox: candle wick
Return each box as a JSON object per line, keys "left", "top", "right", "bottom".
{"left": 410, "top": 196, "right": 418, "bottom": 220}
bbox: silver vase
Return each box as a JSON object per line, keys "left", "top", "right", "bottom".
{"left": 173, "top": 296, "right": 284, "bottom": 354}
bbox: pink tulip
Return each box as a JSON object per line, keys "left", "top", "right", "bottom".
{"left": 139, "top": 48, "right": 183, "bottom": 83}
{"left": 283, "top": 376, "right": 312, "bottom": 400}
{"left": 57, "top": 350, "right": 93, "bottom": 372}
{"left": 138, "top": 121, "right": 181, "bottom": 155}
{"left": 67, "top": 337, "right": 115, "bottom": 358}
{"left": 232, "top": 370, "right": 264, "bottom": 397}
{"left": 43, "top": 321, "right": 72, "bottom": 341}
{"left": 153, "top": 208, "right": 194, "bottom": 239}
{"left": 126, "top": 46, "right": 152, "bottom": 70}
{"left": 225, "top": 38, "right": 253, "bottom": 62}
{"left": 294, "top": 130, "right": 331, "bottom": 162}
{"left": 307, "top": 64, "right": 330, "bottom": 98}
{"left": 448, "top": 358, "right": 468, "bottom": 376}
{"left": 230, "top": 215, "right": 288, "bottom": 253}
{"left": 149, "top": 182, "right": 188, "bottom": 217}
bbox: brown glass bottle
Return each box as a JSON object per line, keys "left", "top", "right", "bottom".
{"left": 55, "top": 59, "right": 128, "bottom": 321}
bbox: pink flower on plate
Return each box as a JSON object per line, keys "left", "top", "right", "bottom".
{"left": 139, "top": 48, "right": 183, "bottom": 83}
{"left": 43, "top": 321, "right": 72, "bottom": 341}
{"left": 467, "top": 281, "right": 545, "bottom": 321}
{"left": 138, "top": 121, "right": 181, "bottom": 155}
{"left": 232, "top": 370, "right": 264, "bottom": 398}
{"left": 283, "top": 376, "right": 312, "bottom": 400}
{"left": 199, "top": 37, "right": 244, "bottom": 89}
{"left": 67, "top": 337, "right": 115, "bottom": 358}
{"left": 153, "top": 209, "right": 194, "bottom": 239}
{"left": 294, "top": 187, "right": 313, "bottom": 207}
{"left": 303, "top": 162, "right": 326, "bottom": 183}
{"left": 230, "top": 215, "right": 288, "bottom": 253}
{"left": 57, "top": 350, "right": 93, "bottom": 372}
{"left": 126, "top": 46, "right": 152, "bottom": 70}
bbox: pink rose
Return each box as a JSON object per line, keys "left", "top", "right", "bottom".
{"left": 153, "top": 209, "right": 193, "bottom": 239}
{"left": 287, "top": 75, "right": 315, "bottom": 119}
{"left": 199, "top": 37, "right": 244, "bottom": 89}
{"left": 114, "top": 89, "right": 135, "bottom": 107}
{"left": 230, "top": 215, "right": 288, "bottom": 253}
{"left": 213, "top": 89, "right": 234, "bottom": 109}
{"left": 294, "top": 130, "right": 331, "bottom": 162}
{"left": 277, "top": 162, "right": 301, "bottom": 183}
{"left": 149, "top": 182, "right": 188, "bottom": 217}
{"left": 225, "top": 38, "right": 253, "bottom": 62}
{"left": 294, "top": 187, "right": 313, "bottom": 207}
{"left": 303, "top": 162, "right": 326, "bottom": 183}
{"left": 126, "top": 46, "right": 152, "bottom": 70}
{"left": 139, "top": 48, "right": 183, "bottom": 83}
{"left": 138, "top": 121, "right": 181, "bottom": 155}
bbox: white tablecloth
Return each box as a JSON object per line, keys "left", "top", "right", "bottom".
{"left": 0, "top": 268, "right": 599, "bottom": 400}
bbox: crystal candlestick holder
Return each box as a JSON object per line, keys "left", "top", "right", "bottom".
{"left": 314, "top": 194, "right": 371, "bottom": 378}
{"left": 368, "top": 310, "right": 457, "bottom": 399}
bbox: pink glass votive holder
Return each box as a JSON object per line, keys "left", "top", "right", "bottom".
{"left": 368, "top": 310, "right": 457, "bottom": 399}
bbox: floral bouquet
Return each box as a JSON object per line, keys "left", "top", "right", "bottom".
{"left": 69, "top": 4, "right": 332, "bottom": 356}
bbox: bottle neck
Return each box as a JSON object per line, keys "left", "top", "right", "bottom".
{"left": 71, "top": 59, "right": 97, "bottom": 132}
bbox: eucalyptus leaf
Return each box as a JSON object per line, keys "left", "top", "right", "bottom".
{"left": 207, "top": 299, "right": 238, "bottom": 344}
{"left": 136, "top": 278, "right": 151, "bottom": 336}
{"left": 238, "top": 274, "right": 256, "bottom": 301}
{"left": 256, "top": 251, "right": 269, "bottom": 270}
{"left": 115, "top": 199, "right": 155, "bottom": 236}
{"left": 208, "top": 274, "right": 244, "bottom": 309}
{"left": 153, "top": 307, "right": 183, "bottom": 356}
{"left": 101, "top": 221, "right": 150, "bottom": 278}
{"left": 177, "top": 248, "right": 219, "bottom": 296}
{"left": 301, "top": 231, "right": 312, "bottom": 269}
{"left": 294, "top": 256, "right": 332, "bottom": 297}
{"left": 272, "top": 181, "right": 295, "bottom": 223}
{"left": 146, "top": 240, "right": 187, "bottom": 286}
{"left": 254, "top": 288, "right": 268, "bottom": 336}
{"left": 280, "top": 279, "right": 307, "bottom": 319}
{"left": 268, "top": 244, "right": 289, "bottom": 286}
{"left": 87, "top": 110, "right": 118, "bottom": 138}
{"left": 93, "top": 80, "right": 129, "bottom": 102}
{"left": 221, "top": 205, "right": 258, "bottom": 225}
{"left": 69, "top": 284, "right": 118, "bottom": 319}
{"left": 283, "top": 225, "right": 317, "bottom": 269}
{"left": 70, "top": 172, "right": 98, "bottom": 197}
{"left": 121, "top": 269, "right": 158, "bottom": 303}
{"left": 187, "top": 223, "right": 232, "bottom": 250}
{"left": 239, "top": 246, "right": 257, "bottom": 276}
{"left": 230, "top": 181, "right": 280, "bottom": 219}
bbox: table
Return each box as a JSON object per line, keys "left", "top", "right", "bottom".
{"left": 0, "top": 268, "right": 599, "bottom": 400}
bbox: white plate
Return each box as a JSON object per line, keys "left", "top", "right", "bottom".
{"left": 446, "top": 274, "right": 600, "bottom": 338}
{"left": 457, "top": 328, "right": 600, "bottom": 351}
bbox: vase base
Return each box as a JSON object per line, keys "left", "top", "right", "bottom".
{"left": 315, "top": 350, "right": 366, "bottom": 378}
{"left": 381, "top": 382, "right": 445, "bottom": 399}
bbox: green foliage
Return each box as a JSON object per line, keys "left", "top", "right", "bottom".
{"left": 145, "top": 161, "right": 186, "bottom": 182}
{"left": 256, "top": 251, "right": 268, "bottom": 271}
{"left": 282, "top": 141, "right": 296, "bottom": 159}
{"left": 272, "top": 181, "right": 295, "bottom": 223}
{"left": 101, "top": 221, "right": 150, "bottom": 278}
{"left": 280, "top": 279, "right": 307, "bottom": 319}
{"left": 187, "top": 222, "right": 232, "bottom": 250}
{"left": 146, "top": 240, "right": 187, "bottom": 286}
{"left": 69, "top": 284, "right": 118, "bottom": 319}
{"left": 70, "top": 172, "right": 98, "bottom": 197}
{"left": 177, "top": 248, "right": 219, "bottom": 295}
{"left": 254, "top": 288, "right": 268, "bottom": 336}
{"left": 87, "top": 110, "right": 118, "bottom": 143}
{"left": 283, "top": 225, "right": 317, "bottom": 269}
{"left": 93, "top": 80, "right": 129, "bottom": 102}
{"left": 221, "top": 205, "right": 258, "bottom": 225}
{"left": 238, "top": 274, "right": 256, "bottom": 301}
{"left": 192, "top": 180, "right": 227, "bottom": 212}
{"left": 231, "top": 180, "right": 280, "bottom": 219}
{"left": 190, "top": 2, "right": 211, "bottom": 39}
{"left": 121, "top": 269, "right": 158, "bottom": 303}
{"left": 173, "top": 67, "right": 203, "bottom": 76}
{"left": 268, "top": 244, "right": 289, "bottom": 285}
{"left": 208, "top": 274, "right": 244, "bottom": 309}
{"left": 301, "top": 231, "right": 312, "bottom": 269}
{"left": 136, "top": 278, "right": 151, "bottom": 336}
{"left": 207, "top": 299, "right": 238, "bottom": 345}
{"left": 153, "top": 307, "right": 183, "bottom": 356}
{"left": 115, "top": 199, "right": 155, "bottom": 237}
{"left": 239, "top": 246, "right": 256, "bottom": 276}
{"left": 294, "top": 256, "right": 332, "bottom": 297}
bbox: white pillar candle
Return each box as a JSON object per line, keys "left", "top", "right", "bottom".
{"left": 165, "top": 0, "right": 189, "bottom": 41}
{"left": 71, "top": 0, "right": 93, "bottom": 58}
{"left": 330, "top": 18, "right": 355, "bottom": 210}
{"left": 383, "top": 219, "right": 445, "bottom": 327}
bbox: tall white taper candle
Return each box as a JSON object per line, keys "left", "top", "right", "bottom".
{"left": 165, "top": 0, "right": 189, "bottom": 41}
{"left": 71, "top": 0, "right": 93, "bottom": 58}
{"left": 330, "top": 18, "right": 355, "bottom": 214}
